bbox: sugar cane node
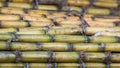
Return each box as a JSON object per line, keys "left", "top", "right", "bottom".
{"left": 67, "top": 42, "right": 74, "bottom": 51}
{"left": 6, "top": 0, "right": 12, "bottom": 3}
{"left": 26, "top": 21, "right": 32, "bottom": 27}
{"left": 36, "top": 42, "right": 42, "bottom": 50}
{"left": 47, "top": 63, "right": 52, "bottom": 68}
{"left": 16, "top": 27, "right": 20, "bottom": 32}
{"left": 24, "top": 63, "right": 30, "bottom": 68}
{"left": 106, "top": 63, "right": 110, "bottom": 68}
{"left": 54, "top": 63, "right": 57, "bottom": 68}
{"left": 32, "top": 0, "right": 39, "bottom": 10}
{"left": 0, "top": 21, "right": 2, "bottom": 28}
{"left": 105, "top": 52, "right": 112, "bottom": 68}
{"left": 47, "top": 51, "right": 55, "bottom": 63}
{"left": 58, "top": 0, "right": 67, "bottom": 11}
{"left": 6, "top": 40, "right": 12, "bottom": 50}
{"left": 19, "top": 14, "right": 23, "bottom": 20}
{"left": 105, "top": 52, "right": 112, "bottom": 65}
{"left": 49, "top": 34, "right": 55, "bottom": 42}
{"left": 14, "top": 50, "right": 22, "bottom": 62}
{"left": 10, "top": 32, "right": 19, "bottom": 41}
{"left": 3, "top": 1, "right": 8, "bottom": 7}
{"left": 98, "top": 43, "right": 106, "bottom": 52}
{"left": 115, "top": 36, "right": 120, "bottom": 43}
{"left": 23, "top": 8, "right": 28, "bottom": 14}
{"left": 44, "top": 29, "right": 49, "bottom": 34}
{"left": 114, "top": 21, "right": 120, "bottom": 26}
{"left": 89, "top": 0, "right": 95, "bottom": 7}
{"left": 79, "top": 51, "right": 86, "bottom": 68}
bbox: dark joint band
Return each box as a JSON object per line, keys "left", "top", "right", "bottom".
{"left": 32, "top": 0, "right": 39, "bottom": 10}
{"left": 105, "top": 52, "right": 112, "bottom": 64}
{"left": 49, "top": 35, "right": 55, "bottom": 42}
{"left": 0, "top": 21, "right": 2, "bottom": 28}
{"left": 116, "top": 36, "right": 120, "bottom": 43}
{"left": 6, "top": 0, "right": 12, "bottom": 2}
{"left": 14, "top": 50, "right": 22, "bottom": 63}
{"left": 48, "top": 51, "right": 55, "bottom": 63}
{"left": 114, "top": 21, "right": 120, "bottom": 26}
{"left": 23, "top": 9, "right": 28, "bottom": 14}
{"left": 11, "top": 32, "right": 19, "bottom": 41}
{"left": 7, "top": 40, "right": 12, "bottom": 50}
{"left": 54, "top": 63, "right": 57, "bottom": 68}
{"left": 26, "top": 21, "right": 32, "bottom": 27}
{"left": 19, "top": 15, "right": 23, "bottom": 20}
{"left": 44, "top": 29, "right": 49, "bottom": 34}
{"left": 36, "top": 42, "right": 42, "bottom": 50}
{"left": 24, "top": 63, "right": 30, "bottom": 68}
{"left": 16, "top": 27, "right": 20, "bottom": 32}
{"left": 89, "top": 0, "right": 95, "bottom": 7}
{"left": 79, "top": 62, "right": 86, "bottom": 68}
{"left": 98, "top": 43, "right": 105, "bottom": 52}
{"left": 3, "top": 2, "right": 8, "bottom": 7}
{"left": 86, "top": 37, "right": 91, "bottom": 43}
{"left": 106, "top": 63, "right": 110, "bottom": 68}
{"left": 67, "top": 43, "right": 74, "bottom": 51}
{"left": 47, "top": 63, "right": 52, "bottom": 68}
{"left": 79, "top": 51, "right": 86, "bottom": 63}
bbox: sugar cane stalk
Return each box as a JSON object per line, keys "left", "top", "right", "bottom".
{"left": 0, "top": 34, "right": 119, "bottom": 43}
{"left": 0, "top": 63, "right": 120, "bottom": 68}
{"left": 0, "top": 41, "right": 120, "bottom": 52}
{"left": 0, "top": 51, "right": 119, "bottom": 63}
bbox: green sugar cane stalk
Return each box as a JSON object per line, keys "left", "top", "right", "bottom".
{"left": 0, "top": 63, "right": 120, "bottom": 68}
{"left": 0, "top": 21, "right": 53, "bottom": 28}
{"left": 0, "top": 41, "right": 120, "bottom": 52}
{"left": 0, "top": 34, "right": 119, "bottom": 43}
{"left": 0, "top": 51, "right": 120, "bottom": 63}
{"left": 0, "top": 27, "right": 120, "bottom": 36}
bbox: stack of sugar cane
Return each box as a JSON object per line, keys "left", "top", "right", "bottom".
{"left": 0, "top": 0, "right": 119, "bottom": 68}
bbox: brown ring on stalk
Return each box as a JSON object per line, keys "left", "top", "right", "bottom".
{"left": 98, "top": 43, "right": 106, "bottom": 52}
{"left": 116, "top": 36, "right": 120, "bottom": 43}
{"left": 26, "top": 21, "right": 32, "bottom": 27}
{"left": 36, "top": 42, "right": 42, "bottom": 50}
{"left": 16, "top": 27, "right": 20, "bottom": 32}
{"left": 47, "top": 51, "right": 55, "bottom": 63}
{"left": 24, "top": 63, "right": 30, "bottom": 68}
{"left": 67, "top": 43, "right": 74, "bottom": 51}
{"left": 0, "top": 21, "right": 2, "bottom": 28}
{"left": 11, "top": 32, "right": 19, "bottom": 41}
{"left": 49, "top": 35, "right": 55, "bottom": 42}
{"left": 89, "top": 0, "right": 95, "bottom": 7}
{"left": 54, "top": 63, "right": 57, "bottom": 68}
{"left": 105, "top": 52, "right": 112, "bottom": 68}
{"left": 6, "top": 0, "right": 12, "bottom": 2}
{"left": 14, "top": 50, "right": 22, "bottom": 63}
{"left": 19, "top": 14, "right": 23, "bottom": 20}
{"left": 23, "top": 8, "right": 28, "bottom": 14}
{"left": 114, "top": 21, "right": 120, "bottom": 26}
{"left": 3, "top": 1, "right": 8, "bottom": 7}
{"left": 78, "top": 51, "right": 86, "bottom": 68}
{"left": 6, "top": 40, "right": 12, "bottom": 50}
{"left": 47, "top": 63, "right": 52, "bottom": 68}
{"left": 105, "top": 52, "right": 112, "bottom": 64}
{"left": 32, "top": 0, "right": 39, "bottom": 10}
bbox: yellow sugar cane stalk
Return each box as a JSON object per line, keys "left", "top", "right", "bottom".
{"left": 0, "top": 34, "right": 119, "bottom": 43}
{"left": 85, "top": 15, "right": 120, "bottom": 22}
{"left": 0, "top": 51, "right": 120, "bottom": 63}
{"left": 0, "top": 21, "right": 53, "bottom": 28}
{"left": 0, "top": 63, "right": 120, "bottom": 68}
{"left": 0, "top": 26, "right": 120, "bottom": 36}
{"left": 0, "top": 41, "right": 120, "bottom": 52}
{"left": 67, "top": 0, "right": 119, "bottom": 8}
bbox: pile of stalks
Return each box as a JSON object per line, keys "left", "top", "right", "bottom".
{"left": 0, "top": 0, "right": 120, "bottom": 68}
